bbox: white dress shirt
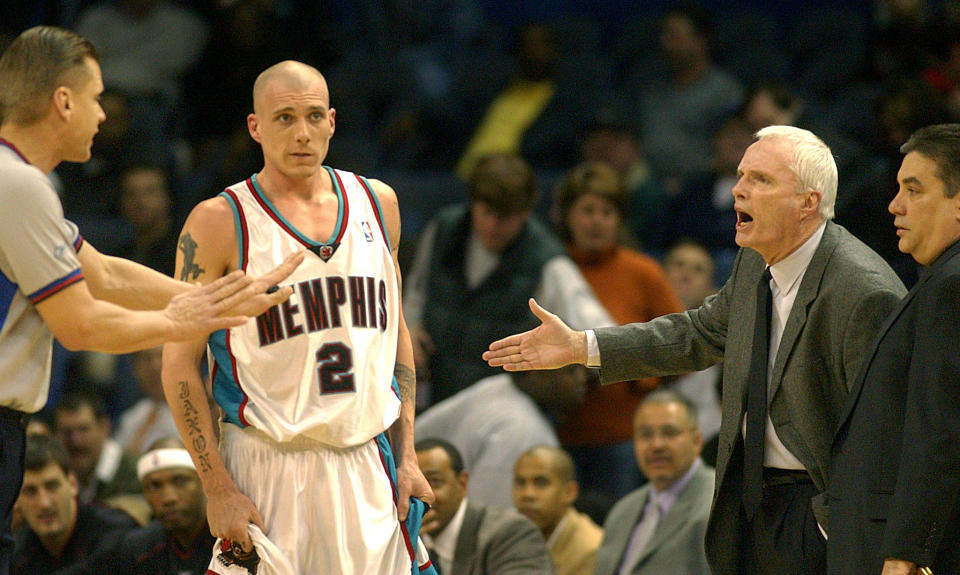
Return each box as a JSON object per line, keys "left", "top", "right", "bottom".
{"left": 422, "top": 498, "right": 469, "bottom": 575}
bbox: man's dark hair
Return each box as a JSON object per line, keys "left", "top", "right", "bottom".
{"left": 415, "top": 438, "right": 465, "bottom": 474}
{"left": 54, "top": 390, "right": 109, "bottom": 422}
{"left": 901, "top": 123, "right": 960, "bottom": 198}
{"left": 24, "top": 434, "right": 72, "bottom": 475}
{"left": 468, "top": 153, "right": 539, "bottom": 215}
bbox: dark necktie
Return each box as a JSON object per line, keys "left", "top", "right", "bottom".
{"left": 743, "top": 267, "right": 772, "bottom": 519}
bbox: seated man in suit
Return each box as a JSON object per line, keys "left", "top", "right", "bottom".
{"left": 12, "top": 434, "right": 137, "bottom": 575}
{"left": 594, "top": 390, "right": 715, "bottom": 575}
{"left": 512, "top": 445, "right": 603, "bottom": 575}
{"left": 416, "top": 366, "right": 590, "bottom": 508}
{"left": 108, "top": 438, "right": 215, "bottom": 574}
{"left": 416, "top": 438, "right": 555, "bottom": 575}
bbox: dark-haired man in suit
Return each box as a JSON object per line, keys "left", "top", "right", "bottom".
{"left": 828, "top": 124, "right": 960, "bottom": 575}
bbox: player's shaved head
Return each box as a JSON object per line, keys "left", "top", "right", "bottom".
{"left": 252, "top": 60, "right": 329, "bottom": 113}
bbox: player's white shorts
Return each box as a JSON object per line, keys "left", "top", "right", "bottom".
{"left": 207, "top": 423, "right": 435, "bottom": 575}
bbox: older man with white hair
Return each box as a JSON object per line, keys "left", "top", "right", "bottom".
{"left": 483, "top": 126, "right": 907, "bottom": 575}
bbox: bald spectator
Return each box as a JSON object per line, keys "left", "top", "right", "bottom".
{"left": 512, "top": 446, "right": 603, "bottom": 575}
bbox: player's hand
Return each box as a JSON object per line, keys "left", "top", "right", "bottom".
{"left": 223, "top": 250, "right": 306, "bottom": 318}
{"left": 482, "top": 299, "right": 587, "bottom": 371}
{"left": 207, "top": 485, "right": 265, "bottom": 554}
{"left": 395, "top": 458, "right": 434, "bottom": 522}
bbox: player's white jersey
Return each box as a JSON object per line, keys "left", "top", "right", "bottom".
{"left": 209, "top": 168, "right": 401, "bottom": 447}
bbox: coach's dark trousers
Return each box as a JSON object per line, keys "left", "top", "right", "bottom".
{"left": 744, "top": 468, "right": 827, "bottom": 575}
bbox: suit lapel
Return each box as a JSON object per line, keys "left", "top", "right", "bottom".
{"left": 768, "top": 222, "right": 836, "bottom": 400}
{"left": 632, "top": 466, "right": 709, "bottom": 568}
{"left": 452, "top": 503, "right": 483, "bottom": 574}
{"left": 611, "top": 488, "right": 651, "bottom": 570}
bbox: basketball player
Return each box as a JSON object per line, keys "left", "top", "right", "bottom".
{"left": 162, "top": 60, "right": 436, "bottom": 574}
{"left": 0, "top": 26, "right": 299, "bottom": 575}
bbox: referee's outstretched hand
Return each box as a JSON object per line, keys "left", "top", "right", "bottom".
{"left": 163, "top": 250, "right": 305, "bottom": 341}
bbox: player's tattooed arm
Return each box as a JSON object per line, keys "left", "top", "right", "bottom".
{"left": 178, "top": 232, "right": 206, "bottom": 282}
{"left": 177, "top": 379, "right": 213, "bottom": 472}
{"left": 394, "top": 364, "right": 415, "bottom": 404}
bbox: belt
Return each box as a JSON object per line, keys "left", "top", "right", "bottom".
{"left": 762, "top": 467, "right": 813, "bottom": 488}
{"left": 0, "top": 405, "right": 30, "bottom": 429}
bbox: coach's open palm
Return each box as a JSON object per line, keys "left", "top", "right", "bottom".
{"left": 482, "top": 298, "right": 587, "bottom": 371}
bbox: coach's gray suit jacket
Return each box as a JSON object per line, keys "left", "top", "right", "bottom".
{"left": 452, "top": 501, "right": 555, "bottom": 575}
{"left": 593, "top": 462, "right": 715, "bottom": 575}
{"left": 595, "top": 222, "right": 906, "bottom": 575}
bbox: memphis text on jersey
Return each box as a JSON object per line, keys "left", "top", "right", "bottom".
{"left": 256, "top": 274, "right": 388, "bottom": 347}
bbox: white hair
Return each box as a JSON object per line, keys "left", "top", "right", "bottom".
{"left": 755, "top": 125, "right": 837, "bottom": 220}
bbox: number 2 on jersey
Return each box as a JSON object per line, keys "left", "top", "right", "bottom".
{"left": 316, "top": 342, "right": 356, "bottom": 394}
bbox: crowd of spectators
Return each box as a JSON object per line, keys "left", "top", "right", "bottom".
{"left": 4, "top": 0, "right": 957, "bottom": 550}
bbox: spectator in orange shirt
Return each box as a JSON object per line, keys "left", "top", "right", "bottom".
{"left": 550, "top": 161, "right": 684, "bottom": 514}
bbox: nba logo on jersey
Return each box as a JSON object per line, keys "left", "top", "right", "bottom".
{"left": 361, "top": 221, "right": 374, "bottom": 242}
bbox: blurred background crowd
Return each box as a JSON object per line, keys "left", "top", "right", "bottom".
{"left": 2, "top": 0, "right": 955, "bottom": 531}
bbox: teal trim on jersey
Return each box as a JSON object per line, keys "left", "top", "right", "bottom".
{"left": 208, "top": 329, "right": 246, "bottom": 427}
{"left": 218, "top": 190, "right": 246, "bottom": 270}
{"left": 375, "top": 432, "right": 434, "bottom": 575}
{"left": 249, "top": 171, "right": 344, "bottom": 247}
{"left": 359, "top": 175, "right": 392, "bottom": 252}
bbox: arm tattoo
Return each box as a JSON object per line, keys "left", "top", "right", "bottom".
{"left": 178, "top": 233, "right": 206, "bottom": 281}
{"left": 394, "top": 364, "right": 415, "bottom": 404}
{"left": 177, "top": 380, "right": 213, "bottom": 472}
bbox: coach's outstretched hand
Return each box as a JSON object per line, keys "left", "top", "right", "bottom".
{"left": 482, "top": 298, "right": 588, "bottom": 371}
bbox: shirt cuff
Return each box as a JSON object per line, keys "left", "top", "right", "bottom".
{"left": 585, "top": 329, "right": 601, "bottom": 367}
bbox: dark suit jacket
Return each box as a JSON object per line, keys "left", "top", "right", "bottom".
{"left": 594, "top": 222, "right": 906, "bottom": 575}
{"left": 593, "top": 462, "right": 715, "bottom": 575}
{"left": 452, "top": 502, "right": 555, "bottom": 575}
{"left": 828, "top": 238, "right": 960, "bottom": 574}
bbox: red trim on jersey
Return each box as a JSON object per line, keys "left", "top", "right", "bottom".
{"left": 245, "top": 175, "right": 349, "bottom": 248}
{"left": 223, "top": 188, "right": 249, "bottom": 271}
{"left": 376, "top": 442, "right": 417, "bottom": 564}
{"left": 421, "top": 559, "right": 434, "bottom": 572}
{"left": 225, "top": 329, "right": 251, "bottom": 427}
{"left": 0, "top": 138, "right": 30, "bottom": 164}
{"left": 28, "top": 269, "right": 84, "bottom": 304}
{"left": 329, "top": 170, "right": 352, "bottom": 245}
{"left": 355, "top": 174, "right": 389, "bottom": 247}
